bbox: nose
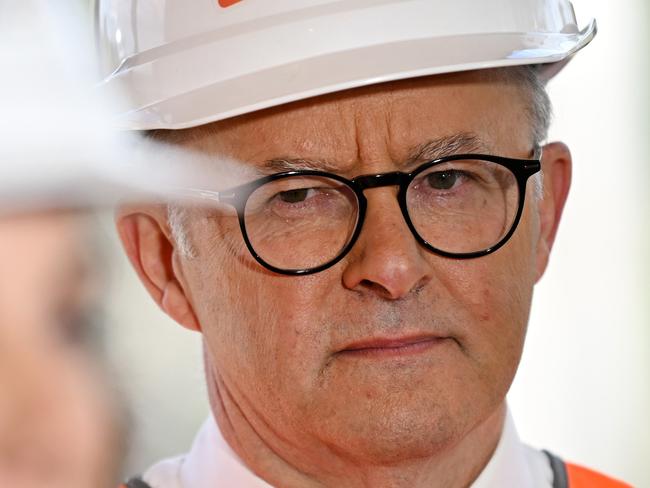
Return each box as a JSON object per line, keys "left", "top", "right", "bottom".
{"left": 341, "top": 188, "right": 432, "bottom": 300}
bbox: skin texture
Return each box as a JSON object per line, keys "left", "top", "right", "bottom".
{"left": 0, "top": 212, "right": 120, "bottom": 488}
{"left": 118, "top": 70, "right": 572, "bottom": 487}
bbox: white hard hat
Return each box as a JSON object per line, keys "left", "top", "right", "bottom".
{"left": 96, "top": 0, "right": 596, "bottom": 131}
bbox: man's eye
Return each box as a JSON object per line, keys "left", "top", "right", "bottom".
{"left": 278, "top": 188, "right": 312, "bottom": 203}
{"left": 426, "top": 171, "right": 464, "bottom": 190}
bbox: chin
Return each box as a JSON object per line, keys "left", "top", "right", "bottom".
{"left": 310, "top": 393, "right": 469, "bottom": 464}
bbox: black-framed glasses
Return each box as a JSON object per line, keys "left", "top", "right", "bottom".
{"left": 183, "top": 148, "right": 542, "bottom": 275}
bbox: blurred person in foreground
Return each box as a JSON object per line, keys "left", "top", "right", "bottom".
{"left": 0, "top": 1, "right": 141, "bottom": 486}
{"left": 0, "top": 211, "right": 122, "bottom": 488}
{"left": 99, "top": 1, "right": 631, "bottom": 487}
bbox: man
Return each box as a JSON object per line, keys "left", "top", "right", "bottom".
{"left": 98, "top": 1, "right": 630, "bottom": 486}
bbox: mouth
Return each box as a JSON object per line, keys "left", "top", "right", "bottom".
{"left": 337, "top": 334, "right": 451, "bottom": 359}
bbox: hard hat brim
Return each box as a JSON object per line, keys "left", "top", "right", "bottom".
{"left": 103, "top": 19, "right": 596, "bottom": 130}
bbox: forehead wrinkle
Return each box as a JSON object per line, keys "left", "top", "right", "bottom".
{"left": 258, "top": 132, "right": 491, "bottom": 175}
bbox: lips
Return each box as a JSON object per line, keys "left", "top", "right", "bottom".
{"left": 338, "top": 334, "right": 449, "bottom": 358}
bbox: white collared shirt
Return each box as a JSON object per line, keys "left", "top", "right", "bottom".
{"left": 143, "top": 410, "right": 553, "bottom": 488}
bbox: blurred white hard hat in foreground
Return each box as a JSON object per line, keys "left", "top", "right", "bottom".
{"left": 0, "top": 0, "right": 137, "bottom": 210}
{"left": 96, "top": 0, "right": 596, "bottom": 130}
{"left": 0, "top": 0, "right": 230, "bottom": 212}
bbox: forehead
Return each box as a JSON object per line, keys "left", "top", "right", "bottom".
{"left": 163, "top": 70, "right": 530, "bottom": 170}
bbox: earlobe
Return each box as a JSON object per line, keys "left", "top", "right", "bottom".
{"left": 535, "top": 142, "right": 572, "bottom": 282}
{"left": 161, "top": 279, "right": 201, "bottom": 331}
{"left": 116, "top": 208, "right": 201, "bottom": 332}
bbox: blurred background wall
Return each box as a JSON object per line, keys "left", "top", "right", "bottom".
{"left": 508, "top": 0, "right": 650, "bottom": 484}
{"left": 90, "top": 0, "right": 650, "bottom": 485}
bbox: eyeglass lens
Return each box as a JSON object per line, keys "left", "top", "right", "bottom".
{"left": 244, "top": 175, "right": 359, "bottom": 270}
{"left": 406, "top": 159, "right": 518, "bottom": 254}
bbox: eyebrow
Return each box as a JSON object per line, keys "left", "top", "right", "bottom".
{"left": 258, "top": 132, "right": 490, "bottom": 174}
{"left": 260, "top": 157, "right": 343, "bottom": 173}
{"left": 406, "top": 132, "right": 490, "bottom": 166}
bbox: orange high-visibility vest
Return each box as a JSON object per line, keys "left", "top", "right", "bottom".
{"left": 540, "top": 451, "right": 631, "bottom": 488}
{"left": 119, "top": 452, "right": 633, "bottom": 488}
{"left": 566, "top": 462, "right": 632, "bottom": 488}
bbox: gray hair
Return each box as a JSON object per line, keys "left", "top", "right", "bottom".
{"left": 507, "top": 64, "right": 553, "bottom": 148}
{"left": 168, "top": 204, "right": 197, "bottom": 258}
{"left": 510, "top": 64, "right": 552, "bottom": 199}
{"left": 167, "top": 65, "right": 552, "bottom": 258}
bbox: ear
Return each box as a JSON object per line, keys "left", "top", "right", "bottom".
{"left": 535, "top": 142, "right": 572, "bottom": 282}
{"left": 115, "top": 205, "right": 201, "bottom": 332}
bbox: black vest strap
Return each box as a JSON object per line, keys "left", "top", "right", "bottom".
{"left": 124, "top": 477, "right": 153, "bottom": 488}
{"left": 543, "top": 450, "right": 569, "bottom": 488}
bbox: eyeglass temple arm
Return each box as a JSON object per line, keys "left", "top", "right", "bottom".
{"left": 519, "top": 145, "right": 543, "bottom": 173}
{"left": 165, "top": 187, "right": 237, "bottom": 207}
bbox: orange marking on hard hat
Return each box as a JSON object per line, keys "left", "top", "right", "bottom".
{"left": 218, "top": 0, "right": 243, "bottom": 7}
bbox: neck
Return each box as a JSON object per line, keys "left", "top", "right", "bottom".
{"left": 207, "top": 363, "right": 506, "bottom": 488}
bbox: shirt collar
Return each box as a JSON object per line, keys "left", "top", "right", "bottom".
{"left": 470, "top": 409, "right": 549, "bottom": 488}
{"left": 180, "top": 417, "right": 271, "bottom": 488}
{"left": 176, "top": 409, "right": 549, "bottom": 488}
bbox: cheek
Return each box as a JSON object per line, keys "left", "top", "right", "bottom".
{"left": 186, "top": 214, "right": 331, "bottom": 400}
{"left": 439, "top": 223, "right": 537, "bottom": 386}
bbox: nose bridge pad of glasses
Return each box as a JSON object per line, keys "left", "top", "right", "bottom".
{"left": 352, "top": 171, "right": 406, "bottom": 191}
{"left": 350, "top": 171, "right": 413, "bottom": 236}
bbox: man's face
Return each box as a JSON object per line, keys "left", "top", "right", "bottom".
{"left": 139, "top": 71, "right": 559, "bottom": 463}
